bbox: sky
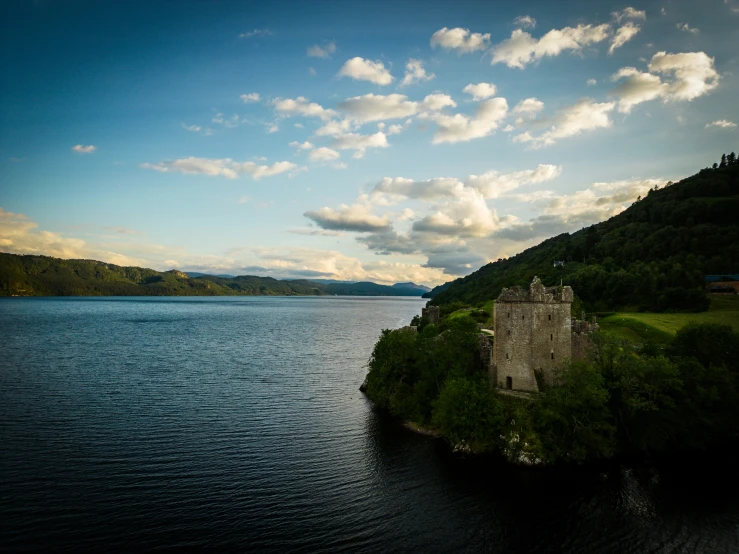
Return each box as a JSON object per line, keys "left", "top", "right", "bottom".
{"left": 1, "top": 0, "right": 737, "bottom": 286}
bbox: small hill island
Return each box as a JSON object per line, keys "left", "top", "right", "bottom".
{"left": 362, "top": 155, "right": 739, "bottom": 466}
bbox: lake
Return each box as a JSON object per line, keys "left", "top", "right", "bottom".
{"left": 1, "top": 296, "right": 738, "bottom": 552}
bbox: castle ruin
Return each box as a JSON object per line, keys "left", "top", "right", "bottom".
{"left": 491, "top": 277, "right": 598, "bottom": 393}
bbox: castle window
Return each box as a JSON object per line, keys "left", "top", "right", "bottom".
{"left": 507, "top": 312, "right": 510, "bottom": 318}
{"left": 506, "top": 376, "right": 512, "bottom": 390}
{"left": 548, "top": 314, "right": 551, "bottom": 321}
{"left": 506, "top": 353, "right": 509, "bottom": 359}
{"left": 522, "top": 315, "right": 525, "bottom": 320}
{"left": 551, "top": 352, "right": 554, "bottom": 360}
{"left": 550, "top": 334, "right": 553, "bottom": 341}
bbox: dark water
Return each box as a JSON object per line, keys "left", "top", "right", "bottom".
{"left": 1, "top": 297, "right": 739, "bottom": 553}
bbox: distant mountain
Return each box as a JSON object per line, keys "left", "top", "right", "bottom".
{"left": 0, "top": 254, "right": 429, "bottom": 297}
{"left": 185, "top": 272, "right": 235, "bottom": 279}
{"left": 393, "top": 282, "right": 431, "bottom": 293}
{"left": 427, "top": 158, "right": 739, "bottom": 312}
{"left": 324, "top": 281, "right": 427, "bottom": 296}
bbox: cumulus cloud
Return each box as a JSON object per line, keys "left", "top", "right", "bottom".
{"left": 315, "top": 119, "right": 354, "bottom": 137}
{"left": 0, "top": 207, "right": 147, "bottom": 267}
{"left": 706, "top": 120, "right": 737, "bottom": 128}
{"left": 331, "top": 132, "right": 389, "bottom": 158}
{"left": 514, "top": 99, "right": 615, "bottom": 148}
{"left": 272, "top": 96, "right": 337, "bottom": 120}
{"left": 182, "top": 124, "right": 201, "bottom": 132}
{"left": 491, "top": 24, "right": 611, "bottom": 68}
{"left": 400, "top": 58, "right": 435, "bottom": 87}
{"left": 430, "top": 27, "right": 491, "bottom": 53}
{"left": 72, "top": 144, "right": 96, "bottom": 153}
{"left": 289, "top": 140, "right": 315, "bottom": 150}
{"left": 423, "top": 97, "right": 508, "bottom": 144}
{"left": 140, "top": 157, "right": 298, "bottom": 179}
{"left": 587, "top": 78, "right": 598, "bottom": 86}
{"left": 336, "top": 93, "right": 455, "bottom": 124}
{"left": 609, "top": 22, "right": 641, "bottom": 54}
{"left": 304, "top": 200, "right": 392, "bottom": 232}
{"left": 512, "top": 97, "right": 544, "bottom": 114}
{"left": 368, "top": 163, "right": 560, "bottom": 204}
{"left": 513, "top": 15, "right": 536, "bottom": 28}
{"left": 463, "top": 82, "right": 497, "bottom": 100}
{"left": 610, "top": 51, "right": 720, "bottom": 112}
{"left": 308, "top": 147, "right": 341, "bottom": 162}
{"left": 497, "top": 178, "right": 664, "bottom": 240}
{"left": 338, "top": 57, "right": 394, "bottom": 85}
{"left": 611, "top": 7, "right": 647, "bottom": 22}
{"left": 240, "top": 92, "right": 260, "bottom": 103}
{"left": 307, "top": 41, "right": 336, "bottom": 58}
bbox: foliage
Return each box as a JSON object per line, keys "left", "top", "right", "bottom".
{"left": 426, "top": 161, "right": 739, "bottom": 313}
{"left": 365, "top": 317, "right": 739, "bottom": 465}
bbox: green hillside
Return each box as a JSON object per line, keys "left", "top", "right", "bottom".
{"left": 427, "top": 155, "right": 739, "bottom": 312}
{"left": 0, "top": 254, "right": 426, "bottom": 297}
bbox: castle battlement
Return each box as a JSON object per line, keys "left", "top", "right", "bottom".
{"left": 497, "top": 276, "right": 574, "bottom": 304}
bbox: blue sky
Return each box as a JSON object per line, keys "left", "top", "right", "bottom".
{"left": 1, "top": 0, "right": 737, "bottom": 285}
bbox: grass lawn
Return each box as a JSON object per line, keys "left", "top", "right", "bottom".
{"left": 599, "top": 296, "right": 739, "bottom": 343}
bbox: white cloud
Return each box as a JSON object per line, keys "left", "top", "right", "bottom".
{"left": 424, "top": 97, "right": 508, "bottom": 144}
{"left": 239, "top": 29, "right": 272, "bottom": 38}
{"left": 610, "top": 51, "right": 720, "bottom": 112}
{"left": 307, "top": 41, "right": 336, "bottom": 58}
{"left": 339, "top": 93, "right": 417, "bottom": 122}
{"left": 676, "top": 23, "right": 700, "bottom": 34}
{"left": 237, "top": 195, "right": 251, "bottom": 204}
{"left": 337, "top": 93, "right": 455, "bottom": 124}
{"left": 0, "top": 207, "right": 144, "bottom": 267}
{"left": 491, "top": 24, "right": 611, "bottom": 68}
{"left": 387, "top": 124, "right": 404, "bottom": 135}
{"left": 331, "top": 132, "right": 389, "bottom": 158}
{"left": 272, "top": 96, "right": 337, "bottom": 120}
{"left": 315, "top": 119, "right": 355, "bottom": 137}
{"left": 514, "top": 15, "right": 537, "bottom": 28}
{"left": 141, "top": 157, "right": 298, "bottom": 180}
{"left": 609, "top": 22, "right": 641, "bottom": 54}
{"left": 512, "top": 97, "right": 544, "bottom": 114}
{"left": 182, "top": 123, "right": 201, "bottom": 132}
{"left": 612, "top": 7, "right": 647, "bottom": 23}
{"left": 289, "top": 140, "right": 315, "bottom": 150}
{"left": 337, "top": 57, "right": 394, "bottom": 85}
{"left": 587, "top": 78, "right": 598, "bottom": 86}
{"left": 266, "top": 124, "right": 279, "bottom": 134}
{"left": 514, "top": 98, "right": 615, "bottom": 148}
{"left": 430, "top": 27, "right": 491, "bottom": 53}
{"left": 308, "top": 147, "right": 341, "bottom": 162}
{"left": 240, "top": 92, "right": 260, "bottom": 103}
{"left": 463, "top": 82, "right": 497, "bottom": 100}
{"left": 400, "top": 58, "right": 435, "bottom": 87}
{"left": 72, "top": 144, "right": 96, "bottom": 153}
{"left": 706, "top": 120, "right": 737, "bottom": 128}
{"left": 304, "top": 200, "right": 392, "bottom": 232}
{"left": 369, "top": 163, "right": 561, "bottom": 203}
{"left": 610, "top": 67, "right": 668, "bottom": 112}
{"left": 650, "top": 51, "right": 719, "bottom": 100}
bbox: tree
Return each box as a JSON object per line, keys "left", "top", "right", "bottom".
{"left": 719, "top": 153, "right": 727, "bottom": 168}
{"left": 728, "top": 152, "right": 737, "bottom": 165}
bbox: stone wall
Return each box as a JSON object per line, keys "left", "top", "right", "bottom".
{"left": 493, "top": 277, "right": 574, "bottom": 392}
{"left": 422, "top": 306, "right": 440, "bottom": 324}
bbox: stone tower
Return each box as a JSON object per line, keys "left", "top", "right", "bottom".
{"left": 492, "top": 277, "right": 574, "bottom": 392}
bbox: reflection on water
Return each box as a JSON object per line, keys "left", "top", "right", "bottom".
{"left": 1, "top": 296, "right": 738, "bottom": 553}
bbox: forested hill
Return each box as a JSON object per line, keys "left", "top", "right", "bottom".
{"left": 0, "top": 254, "right": 427, "bottom": 297}
{"left": 427, "top": 154, "right": 739, "bottom": 312}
